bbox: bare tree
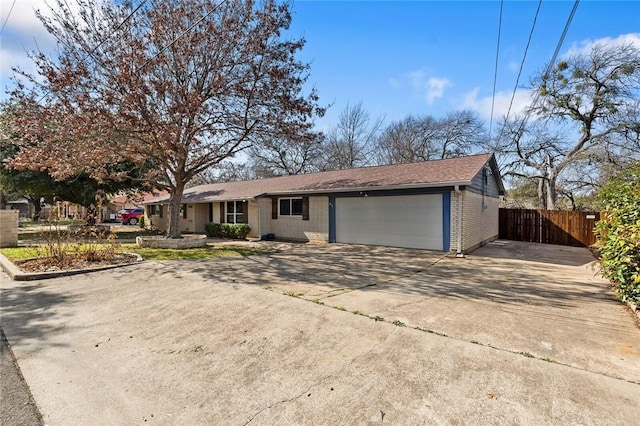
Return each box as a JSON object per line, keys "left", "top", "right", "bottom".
{"left": 375, "top": 110, "right": 486, "bottom": 165}
{"left": 375, "top": 115, "right": 438, "bottom": 164}
{"left": 438, "top": 110, "right": 487, "bottom": 158}
{"left": 322, "top": 102, "right": 383, "bottom": 170}
{"left": 497, "top": 42, "right": 640, "bottom": 209}
{"left": 7, "top": 0, "right": 324, "bottom": 237}
{"left": 249, "top": 133, "right": 324, "bottom": 176}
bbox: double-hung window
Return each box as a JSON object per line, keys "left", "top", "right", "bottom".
{"left": 279, "top": 197, "right": 303, "bottom": 217}
{"left": 149, "top": 205, "right": 162, "bottom": 216}
{"left": 226, "top": 201, "right": 245, "bottom": 223}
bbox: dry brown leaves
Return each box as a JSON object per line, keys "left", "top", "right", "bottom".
{"left": 16, "top": 253, "right": 138, "bottom": 273}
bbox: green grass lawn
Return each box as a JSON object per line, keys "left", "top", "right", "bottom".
{"left": 0, "top": 246, "right": 41, "bottom": 261}
{"left": 17, "top": 228, "right": 160, "bottom": 242}
{"left": 118, "top": 244, "right": 271, "bottom": 260}
{"left": 19, "top": 219, "right": 85, "bottom": 227}
{"left": 1, "top": 243, "right": 271, "bottom": 262}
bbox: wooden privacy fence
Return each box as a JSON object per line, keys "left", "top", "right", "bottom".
{"left": 499, "top": 209, "right": 600, "bottom": 247}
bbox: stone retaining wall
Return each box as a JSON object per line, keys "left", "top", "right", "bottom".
{"left": 0, "top": 210, "right": 19, "bottom": 248}
{"left": 136, "top": 235, "right": 207, "bottom": 249}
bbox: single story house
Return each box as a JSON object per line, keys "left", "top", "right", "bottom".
{"left": 144, "top": 153, "right": 505, "bottom": 254}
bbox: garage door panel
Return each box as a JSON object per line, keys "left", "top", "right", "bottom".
{"left": 336, "top": 194, "right": 443, "bottom": 250}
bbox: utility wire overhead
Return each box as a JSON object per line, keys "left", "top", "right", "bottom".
{"left": 495, "top": 0, "right": 542, "bottom": 147}
{"left": 37, "top": 0, "right": 148, "bottom": 104}
{"left": 498, "top": 0, "right": 580, "bottom": 168}
{"left": 141, "top": 0, "right": 228, "bottom": 69}
{"left": 1, "top": 0, "right": 17, "bottom": 34}
{"left": 488, "top": 0, "right": 504, "bottom": 142}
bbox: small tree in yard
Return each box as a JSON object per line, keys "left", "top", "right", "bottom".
{"left": 7, "top": 0, "right": 324, "bottom": 238}
{"left": 596, "top": 163, "right": 640, "bottom": 304}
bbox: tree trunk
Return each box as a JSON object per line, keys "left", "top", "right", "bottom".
{"left": 537, "top": 177, "right": 546, "bottom": 209}
{"left": 165, "top": 185, "right": 185, "bottom": 239}
{"left": 25, "top": 196, "right": 42, "bottom": 221}
{"left": 546, "top": 168, "right": 558, "bottom": 210}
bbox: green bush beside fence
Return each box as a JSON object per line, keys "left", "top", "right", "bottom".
{"left": 596, "top": 163, "right": 640, "bottom": 304}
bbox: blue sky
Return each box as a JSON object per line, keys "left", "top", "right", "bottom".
{"left": 2, "top": 1, "right": 640, "bottom": 133}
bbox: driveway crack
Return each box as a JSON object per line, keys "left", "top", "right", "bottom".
{"left": 243, "top": 329, "right": 397, "bottom": 425}
{"left": 242, "top": 383, "right": 318, "bottom": 425}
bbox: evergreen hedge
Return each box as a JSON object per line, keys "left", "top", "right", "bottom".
{"left": 595, "top": 163, "right": 640, "bottom": 303}
{"left": 204, "top": 222, "right": 251, "bottom": 239}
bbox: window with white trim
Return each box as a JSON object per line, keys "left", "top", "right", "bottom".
{"left": 226, "top": 201, "right": 245, "bottom": 223}
{"left": 279, "top": 197, "right": 303, "bottom": 216}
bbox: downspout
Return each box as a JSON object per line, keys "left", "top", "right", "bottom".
{"left": 256, "top": 199, "right": 262, "bottom": 240}
{"left": 454, "top": 185, "right": 464, "bottom": 258}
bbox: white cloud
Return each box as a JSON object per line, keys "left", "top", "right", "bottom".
{"left": 563, "top": 33, "right": 640, "bottom": 57}
{"left": 460, "top": 87, "right": 533, "bottom": 121}
{"left": 1, "top": 0, "right": 51, "bottom": 32}
{"left": 1, "top": 1, "right": 60, "bottom": 97}
{"left": 392, "top": 69, "right": 452, "bottom": 105}
{"left": 425, "top": 77, "right": 451, "bottom": 104}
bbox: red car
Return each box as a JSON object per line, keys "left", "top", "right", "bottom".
{"left": 116, "top": 208, "right": 144, "bottom": 225}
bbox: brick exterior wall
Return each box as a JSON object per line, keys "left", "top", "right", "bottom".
{"left": 449, "top": 190, "right": 499, "bottom": 253}
{"left": 259, "top": 196, "right": 329, "bottom": 242}
{"left": 449, "top": 191, "right": 460, "bottom": 253}
{"left": 461, "top": 190, "right": 499, "bottom": 252}
{"left": 146, "top": 205, "right": 166, "bottom": 232}
{"left": 145, "top": 204, "right": 197, "bottom": 233}
{"left": 0, "top": 210, "right": 19, "bottom": 248}
{"left": 146, "top": 190, "right": 495, "bottom": 250}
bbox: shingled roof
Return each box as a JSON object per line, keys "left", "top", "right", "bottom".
{"left": 149, "top": 153, "right": 503, "bottom": 203}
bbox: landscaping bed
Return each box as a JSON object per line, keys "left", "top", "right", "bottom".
{"left": 15, "top": 252, "right": 139, "bottom": 273}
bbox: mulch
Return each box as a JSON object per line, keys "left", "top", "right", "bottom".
{"left": 16, "top": 253, "right": 138, "bottom": 273}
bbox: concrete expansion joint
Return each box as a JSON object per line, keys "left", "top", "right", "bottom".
{"left": 471, "top": 340, "right": 640, "bottom": 386}
{"left": 324, "top": 282, "right": 377, "bottom": 298}
{"left": 269, "top": 284, "right": 639, "bottom": 387}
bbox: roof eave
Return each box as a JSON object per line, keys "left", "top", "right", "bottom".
{"left": 260, "top": 180, "right": 472, "bottom": 197}
{"left": 144, "top": 181, "right": 472, "bottom": 204}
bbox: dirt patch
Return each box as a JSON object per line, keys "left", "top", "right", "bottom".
{"left": 16, "top": 253, "right": 138, "bottom": 273}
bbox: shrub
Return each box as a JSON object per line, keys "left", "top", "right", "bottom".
{"left": 595, "top": 163, "right": 640, "bottom": 304}
{"left": 138, "top": 215, "right": 145, "bottom": 229}
{"left": 222, "top": 223, "right": 251, "bottom": 239}
{"left": 204, "top": 222, "right": 250, "bottom": 239}
{"left": 204, "top": 222, "right": 222, "bottom": 237}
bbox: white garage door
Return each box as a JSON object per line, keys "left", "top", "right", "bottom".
{"left": 336, "top": 194, "right": 443, "bottom": 250}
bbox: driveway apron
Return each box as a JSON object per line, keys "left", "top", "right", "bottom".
{"left": 1, "top": 240, "right": 639, "bottom": 425}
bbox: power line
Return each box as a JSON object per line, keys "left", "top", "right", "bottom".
{"left": 522, "top": 0, "right": 581, "bottom": 123}
{"left": 0, "top": 0, "right": 17, "bottom": 34}
{"left": 497, "top": 0, "right": 580, "bottom": 167}
{"left": 37, "top": 0, "right": 148, "bottom": 104}
{"left": 495, "top": 0, "right": 542, "bottom": 147}
{"left": 488, "top": 0, "right": 504, "bottom": 141}
{"left": 141, "top": 0, "right": 227, "bottom": 69}
{"left": 539, "top": 0, "right": 580, "bottom": 93}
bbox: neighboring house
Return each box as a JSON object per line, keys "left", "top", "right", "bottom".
{"left": 144, "top": 153, "right": 505, "bottom": 254}
{"left": 7, "top": 198, "right": 60, "bottom": 221}
{"left": 6, "top": 199, "right": 30, "bottom": 218}
{"left": 106, "top": 191, "right": 168, "bottom": 222}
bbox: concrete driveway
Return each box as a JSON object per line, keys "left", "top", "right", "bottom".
{"left": 1, "top": 240, "right": 639, "bottom": 425}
